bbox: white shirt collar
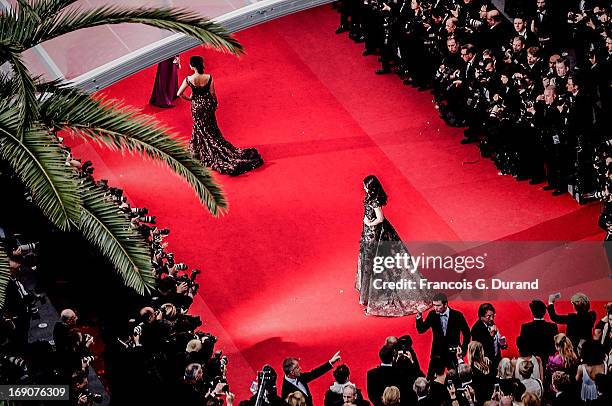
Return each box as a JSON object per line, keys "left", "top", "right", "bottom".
{"left": 441, "top": 308, "right": 450, "bottom": 317}
{"left": 285, "top": 376, "right": 298, "bottom": 384}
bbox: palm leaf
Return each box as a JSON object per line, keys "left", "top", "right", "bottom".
{"left": 39, "top": 88, "right": 227, "bottom": 215}
{"left": 78, "top": 184, "right": 155, "bottom": 295}
{"left": 27, "top": 6, "right": 243, "bottom": 55}
{"left": 0, "top": 105, "right": 81, "bottom": 230}
{"left": 0, "top": 39, "right": 39, "bottom": 135}
{"left": 0, "top": 241, "right": 11, "bottom": 309}
{"left": 23, "top": 1, "right": 80, "bottom": 20}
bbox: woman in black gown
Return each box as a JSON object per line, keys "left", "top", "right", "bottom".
{"left": 177, "top": 56, "right": 263, "bottom": 176}
{"left": 356, "top": 175, "right": 431, "bottom": 316}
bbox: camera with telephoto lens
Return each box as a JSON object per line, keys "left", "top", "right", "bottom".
{"left": 466, "top": 18, "right": 483, "bottom": 30}
{"left": 131, "top": 207, "right": 148, "bottom": 216}
{"left": 108, "top": 187, "right": 124, "bottom": 203}
{"left": 0, "top": 355, "right": 29, "bottom": 383}
{"left": 435, "top": 64, "right": 452, "bottom": 81}
{"left": 174, "top": 263, "right": 188, "bottom": 271}
{"left": 139, "top": 215, "right": 156, "bottom": 224}
{"left": 81, "top": 389, "right": 103, "bottom": 403}
{"left": 16, "top": 242, "right": 38, "bottom": 253}
{"left": 24, "top": 293, "right": 46, "bottom": 319}
{"left": 194, "top": 331, "right": 218, "bottom": 361}
{"left": 212, "top": 375, "right": 229, "bottom": 395}
{"left": 80, "top": 160, "right": 94, "bottom": 176}
{"left": 177, "top": 313, "right": 202, "bottom": 331}
{"left": 175, "top": 269, "right": 201, "bottom": 294}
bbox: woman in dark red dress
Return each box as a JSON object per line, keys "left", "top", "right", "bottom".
{"left": 149, "top": 56, "right": 180, "bottom": 108}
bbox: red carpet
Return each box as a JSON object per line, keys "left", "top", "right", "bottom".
{"left": 66, "top": 5, "right": 609, "bottom": 402}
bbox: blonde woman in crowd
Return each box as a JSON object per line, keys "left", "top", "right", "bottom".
{"left": 468, "top": 341, "right": 494, "bottom": 404}
{"left": 286, "top": 391, "right": 307, "bottom": 406}
{"left": 381, "top": 386, "right": 400, "bottom": 406}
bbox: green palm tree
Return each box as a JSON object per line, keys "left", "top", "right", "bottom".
{"left": 0, "top": 0, "right": 242, "bottom": 307}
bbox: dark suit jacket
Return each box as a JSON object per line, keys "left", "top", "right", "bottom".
{"left": 366, "top": 365, "right": 400, "bottom": 406}
{"left": 551, "top": 390, "right": 581, "bottom": 406}
{"left": 519, "top": 319, "right": 559, "bottom": 360}
{"left": 52, "top": 321, "right": 72, "bottom": 353}
{"left": 282, "top": 361, "right": 333, "bottom": 406}
{"left": 470, "top": 320, "right": 499, "bottom": 364}
{"left": 547, "top": 304, "right": 596, "bottom": 347}
{"left": 416, "top": 308, "right": 471, "bottom": 360}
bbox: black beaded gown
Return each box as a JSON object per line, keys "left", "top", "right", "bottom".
{"left": 188, "top": 77, "right": 263, "bottom": 175}
{"left": 356, "top": 198, "right": 432, "bottom": 316}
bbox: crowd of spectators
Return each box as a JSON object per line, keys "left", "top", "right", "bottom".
{"left": 275, "top": 293, "right": 611, "bottom": 406}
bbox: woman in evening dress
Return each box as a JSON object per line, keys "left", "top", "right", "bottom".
{"left": 177, "top": 56, "right": 263, "bottom": 176}
{"left": 356, "top": 175, "right": 432, "bottom": 316}
{"left": 149, "top": 56, "right": 180, "bottom": 108}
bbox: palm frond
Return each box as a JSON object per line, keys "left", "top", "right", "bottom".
{"left": 0, "top": 39, "right": 39, "bottom": 135}
{"left": 0, "top": 106, "right": 81, "bottom": 230}
{"left": 39, "top": 88, "right": 227, "bottom": 215}
{"left": 0, "top": 241, "right": 11, "bottom": 309}
{"left": 29, "top": 6, "right": 243, "bottom": 55}
{"left": 78, "top": 184, "right": 155, "bottom": 295}
{"left": 25, "top": 1, "right": 80, "bottom": 20}
{"left": 0, "top": 73, "right": 19, "bottom": 101}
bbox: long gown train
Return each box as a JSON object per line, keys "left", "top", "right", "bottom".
{"left": 188, "top": 77, "right": 263, "bottom": 176}
{"left": 356, "top": 200, "right": 432, "bottom": 316}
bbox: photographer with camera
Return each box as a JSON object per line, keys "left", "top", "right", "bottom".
{"left": 3, "top": 252, "right": 33, "bottom": 351}
{"left": 71, "top": 369, "right": 104, "bottom": 405}
{"left": 239, "top": 365, "right": 287, "bottom": 406}
{"left": 54, "top": 308, "right": 79, "bottom": 353}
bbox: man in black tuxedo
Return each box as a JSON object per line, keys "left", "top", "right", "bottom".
{"left": 416, "top": 293, "right": 471, "bottom": 373}
{"left": 282, "top": 351, "right": 341, "bottom": 406}
{"left": 366, "top": 345, "right": 401, "bottom": 406}
{"left": 519, "top": 299, "right": 559, "bottom": 361}
{"left": 470, "top": 303, "right": 507, "bottom": 370}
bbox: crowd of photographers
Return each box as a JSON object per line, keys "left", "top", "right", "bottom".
{"left": 335, "top": 0, "right": 612, "bottom": 205}
{"left": 1, "top": 138, "right": 232, "bottom": 405}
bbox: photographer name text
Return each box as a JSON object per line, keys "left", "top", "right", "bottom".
{"left": 373, "top": 278, "right": 539, "bottom": 290}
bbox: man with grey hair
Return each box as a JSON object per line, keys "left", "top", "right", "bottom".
{"left": 53, "top": 308, "right": 78, "bottom": 353}
{"left": 342, "top": 384, "right": 360, "bottom": 406}
{"left": 413, "top": 377, "right": 432, "bottom": 405}
{"left": 282, "top": 351, "right": 341, "bottom": 406}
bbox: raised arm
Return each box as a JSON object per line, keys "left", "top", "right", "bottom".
{"left": 547, "top": 302, "right": 569, "bottom": 325}
{"left": 416, "top": 310, "right": 432, "bottom": 334}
